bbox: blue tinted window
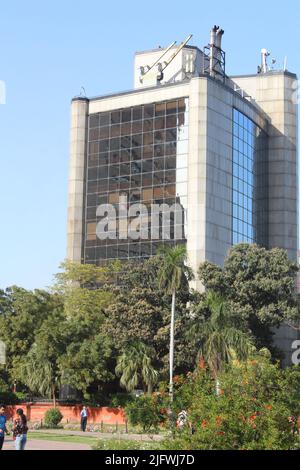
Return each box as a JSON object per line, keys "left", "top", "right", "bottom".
{"left": 232, "top": 109, "right": 267, "bottom": 245}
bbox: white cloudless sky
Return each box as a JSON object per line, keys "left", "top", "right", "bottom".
{"left": 0, "top": 0, "right": 299, "bottom": 290}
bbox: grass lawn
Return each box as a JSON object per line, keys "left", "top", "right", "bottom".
{"left": 28, "top": 432, "right": 163, "bottom": 450}
{"left": 28, "top": 432, "right": 99, "bottom": 447}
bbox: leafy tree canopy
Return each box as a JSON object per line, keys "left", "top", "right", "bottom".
{"left": 197, "top": 244, "right": 299, "bottom": 351}
{"left": 0, "top": 286, "right": 63, "bottom": 371}
{"left": 103, "top": 256, "right": 197, "bottom": 378}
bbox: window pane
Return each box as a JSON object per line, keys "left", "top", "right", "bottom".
{"left": 85, "top": 98, "right": 190, "bottom": 265}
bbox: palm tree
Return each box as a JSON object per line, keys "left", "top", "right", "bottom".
{"left": 23, "top": 345, "right": 60, "bottom": 407}
{"left": 190, "top": 291, "right": 253, "bottom": 394}
{"left": 157, "top": 244, "right": 193, "bottom": 402}
{"left": 115, "top": 341, "right": 158, "bottom": 394}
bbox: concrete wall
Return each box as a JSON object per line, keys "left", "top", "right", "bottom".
{"left": 5, "top": 404, "right": 126, "bottom": 425}
{"left": 134, "top": 46, "right": 203, "bottom": 89}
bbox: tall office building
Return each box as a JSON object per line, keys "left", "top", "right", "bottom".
{"left": 67, "top": 28, "right": 298, "bottom": 362}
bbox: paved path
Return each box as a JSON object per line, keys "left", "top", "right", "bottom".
{"left": 3, "top": 437, "right": 91, "bottom": 451}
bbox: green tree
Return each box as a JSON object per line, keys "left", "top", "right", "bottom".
{"left": 197, "top": 244, "right": 299, "bottom": 355}
{"left": 52, "top": 261, "right": 116, "bottom": 400}
{"left": 0, "top": 287, "right": 64, "bottom": 387}
{"left": 19, "top": 310, "right": 67, "bottom": 406}
{"left": 189, "top": 291, "right": 253, "bottom": 394}
{"left": 22, "top": 345, "right": 60, "bottom": 407}
{"left": 157, "top": 245, "right": 193, "bottom": 402}
{"left": 104, "top": 258, "right": 196, "bottom": 380}
{"left": 115, "top": 342, "right": 158, "bottom": 394}
{"left": 54, "top": 260, "right": 115, "bottom": 320}
{"left": 59, "top": 332, "right": 114, "bottom": 400}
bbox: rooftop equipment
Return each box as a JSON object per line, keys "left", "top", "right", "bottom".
{"left": 139, "top": 34, "right": 193, "bottom": 86}
{"left": 259, "top": 48, "right": 271, "bottom": 74}
{"left": 203, "top": 25, "right": 226, "bottom": 81}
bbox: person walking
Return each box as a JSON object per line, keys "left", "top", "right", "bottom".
{"left": 0, "top": 404, "right": 9, "bottom": 450}
{"left": 80, "top": 406, "right": 88, "bottom": 432}
{"left": 176, "top": 410, "right": 188, "bottom": 430}
{"left": 13, "top": 408, "right": 28, "bottom": 450}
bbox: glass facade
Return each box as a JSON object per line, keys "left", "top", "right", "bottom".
{"left": 232, "top": 109, "right": 268, "bottom": 246}
{"left": 84, "top": 98, "right": 189, "bottom": 265}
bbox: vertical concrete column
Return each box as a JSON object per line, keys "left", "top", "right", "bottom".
{"left": 187, "top": 78, "right": 208, "bottom": 290}
{"left": 67, "top": 97, "right": 89, "bottom": 262}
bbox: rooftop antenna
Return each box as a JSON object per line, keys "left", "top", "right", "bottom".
{"left": 284, "top": 56, "right": 288, "bottom": 72}
{"left": 261, "top": 49, "right": 271, "bottom": 73}
{"left": 140, "top": 41, "right": 177, "bottom": 83}
{"left": 79, "top": 86, "right": 87, "bottom": 97}
{"left": 270, "top": 58, "right": 277, "bottom": 70}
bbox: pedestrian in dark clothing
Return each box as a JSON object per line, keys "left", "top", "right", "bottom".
{"left": 80, "top": 406, "right": 88, "bottom": 432}
{"left": 13, "top": 408, "right": 28, "bottom": 450}
{"left": 0, "top": 404, "right": 9, "bottom": 450}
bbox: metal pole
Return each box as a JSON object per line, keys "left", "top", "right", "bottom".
{"left": 161, "top": 35, "right": 193, "bottom": 74}
{"left": 169, "top": 289, "right": 176, "bottom": 403}
{"left": 141, "top": 41, "right": 177, "bottom": 79}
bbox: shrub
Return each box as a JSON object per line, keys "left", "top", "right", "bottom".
{"left": 15, "top": 392, "right": 28, "bottom": 402}
{"left": 125, "top": 395, "right": 166, "bottom": 432}
{"left": 161, "top": 357, "right": 300, "bottom": 450}
{"left": 44, "top": 408, "right": 63, "bottom": 428}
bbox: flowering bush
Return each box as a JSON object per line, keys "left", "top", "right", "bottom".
{"left": 161, "top": 356, "right": 300, "bottom": 450}
{"left": 93, "top": 439, "right": 161, "bottom": 450}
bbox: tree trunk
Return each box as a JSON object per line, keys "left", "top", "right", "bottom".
{"left": 169, "top": 289, "right": 176, "bottom": 403}
{"left": 52, "top": 383, "right": 56, "bottom": 408}
{"left": 147, "top": 383, "right": 153, "bottom": 395}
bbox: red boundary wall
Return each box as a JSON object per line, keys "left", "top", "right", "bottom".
{"left": 5, "top": 403, "right": 126, "bottom": 424}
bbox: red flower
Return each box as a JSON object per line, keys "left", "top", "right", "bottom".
{"left": 201, "top": 419, "right": 207, "bottom": 428}
{"left": 198, "top": 359, "right": 206, "bottom": 370}
{"left": 216, "top": 416, "right": 222, "bottom": 425}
